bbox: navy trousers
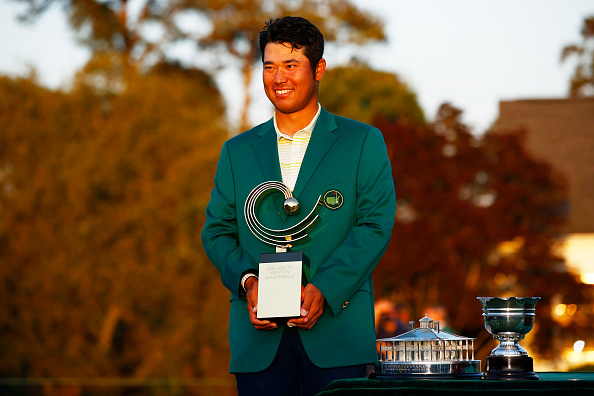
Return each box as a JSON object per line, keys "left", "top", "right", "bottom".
{"left": 235, "top": 325, "right": 368, "bottom": 396}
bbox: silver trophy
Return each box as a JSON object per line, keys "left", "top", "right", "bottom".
{"left": 244, "top": 181, "right": 322, "bottom": 321}
{"left": 477, "top": 296, "right": 540, "bottom": 380}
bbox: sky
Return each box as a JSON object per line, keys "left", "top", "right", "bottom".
{"left": 1, "top": 0, "right": 593, "bottom": 133}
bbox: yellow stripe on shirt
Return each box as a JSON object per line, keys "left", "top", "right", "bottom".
{"left": 274, "top": 104, "right": 321, "bottom": 191}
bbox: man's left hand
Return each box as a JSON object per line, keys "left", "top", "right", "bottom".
{"left": 287, "top": 283, "right": 325, "bottom": 330}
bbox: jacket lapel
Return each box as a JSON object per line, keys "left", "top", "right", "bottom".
{"left": 252, "top": 120, "right": 286, "bottom": 221}
{"left": 293, "top": 109, "right": 338, "bottom": 198}
{"left": 253, "top": 119, "right": 282, "bottom": 182}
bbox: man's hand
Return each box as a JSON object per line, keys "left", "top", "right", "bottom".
{"left": 246, "top": 277, "right": 278, "bottom": 330}
{"left": 287, "top": 283, "right": 325, "bottom": 330}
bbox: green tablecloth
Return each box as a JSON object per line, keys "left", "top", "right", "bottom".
{"left": 318, "top": 372, "right": 594, "bottom": 395}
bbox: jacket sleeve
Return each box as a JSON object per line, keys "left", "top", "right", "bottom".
{"left": 309, "top": 126, "right": 396, "bottom": 315}
{"left": 201, "top": 141, "right": 258, "bottom": 298}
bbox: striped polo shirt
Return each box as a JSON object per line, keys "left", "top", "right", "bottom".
{"left": 274, "top": 104, "right": 321, "bottom": 191}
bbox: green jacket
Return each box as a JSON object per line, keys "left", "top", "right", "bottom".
{"left": 201, "top": 108, "right": 396, "bottom": 373}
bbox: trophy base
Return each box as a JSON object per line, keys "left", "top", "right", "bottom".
{"left": 481, "top": 355, "right": 539, "bottom": 380}
{"left": 257, "top": 252, "right": 307, "bottom": 321}
{"left": 371, "top": 359, "right": 482, "bottom": 380}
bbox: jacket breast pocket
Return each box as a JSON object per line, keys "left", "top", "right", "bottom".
{"left": 312, "top": 174, "right": 351, "bottom": 189}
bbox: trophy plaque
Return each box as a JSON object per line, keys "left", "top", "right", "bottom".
{"left": 244, "top": 181, "right": 322, "bottom": 321}
{"left": 477, "top": 296, "right": 541, "bottom": 380}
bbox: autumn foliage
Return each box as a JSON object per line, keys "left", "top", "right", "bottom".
{"left": 2, "top": 3, "right": 594, "bottom": 393}
{"left": 0, "top": 64, "right": 231, "bottom": 386}
{"left": 373, "top": 104, "right": 592, "bottom": 360}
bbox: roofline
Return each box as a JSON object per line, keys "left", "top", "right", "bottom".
{"left": 500, "top": 97, "right": 594, "bottom": 105}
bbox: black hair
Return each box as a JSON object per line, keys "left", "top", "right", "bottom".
{"left": 259, "top": 16, "right": 324, "bottom": 73}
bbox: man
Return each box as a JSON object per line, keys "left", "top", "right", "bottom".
{"left": 201, "top": 16, "right": 396, "bottom": 396}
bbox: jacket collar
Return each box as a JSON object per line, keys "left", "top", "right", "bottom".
{"left": 252, "top": 108, "right": 338, "bottom": 219}
{"left": 292, "top": 108, "right": 338, "bottom": 198}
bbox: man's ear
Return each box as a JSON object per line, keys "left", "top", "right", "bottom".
{"left": 315, "top": 58, "right": 326, "bottom": 81}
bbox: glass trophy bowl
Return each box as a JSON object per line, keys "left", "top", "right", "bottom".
{"left": 477, "top": 296, "right": 540, "bottom": 380}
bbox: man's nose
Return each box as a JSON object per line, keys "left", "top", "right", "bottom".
{"left": 274, "top": 69, "right": 288, "bottom": 83}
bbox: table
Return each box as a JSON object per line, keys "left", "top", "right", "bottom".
{"left": 318, "top": 372, "right": 594, "bottom": 395}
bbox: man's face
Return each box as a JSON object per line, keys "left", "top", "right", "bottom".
{"left": 262, "top": 42, "right": 325, "bottom": 115}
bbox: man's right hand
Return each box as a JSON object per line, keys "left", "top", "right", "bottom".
{"left": 246, "top": 277, "right": 278, "bottom": 330}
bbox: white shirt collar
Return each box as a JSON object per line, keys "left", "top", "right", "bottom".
{"left": 274, "top": 103, "right": 321, "bottom": 140}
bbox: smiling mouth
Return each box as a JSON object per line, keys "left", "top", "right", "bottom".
{"left": 275, "top": 89, "right": 293, "bottom": 95}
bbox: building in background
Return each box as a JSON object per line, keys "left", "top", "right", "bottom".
{"left": 496, "top": 97, "right": 594, "bottom": 369}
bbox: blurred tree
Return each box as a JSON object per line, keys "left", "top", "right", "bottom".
{"left": 319, "top": 61, "right": 424, "bottom": 125}
{"left": 14, "top": 0, "right": 162, "bottom": 63}
{"left": 153, "top": 0, "right": 386, "bottom": 131}
{"left": 561, "top": 15, "right": 594, "bottom": 97}
{"left": 13, "top": 0, "right": 386, "bottom": 131}
{"left": 373, "top": 103, "right": 593, "bottom": 361}
{"left": 0, "top": 65, "right": 231, "bottom": 388}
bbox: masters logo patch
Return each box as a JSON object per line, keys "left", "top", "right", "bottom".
{"left": 323, "top": 190, "right": 344, "bottom": 210}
